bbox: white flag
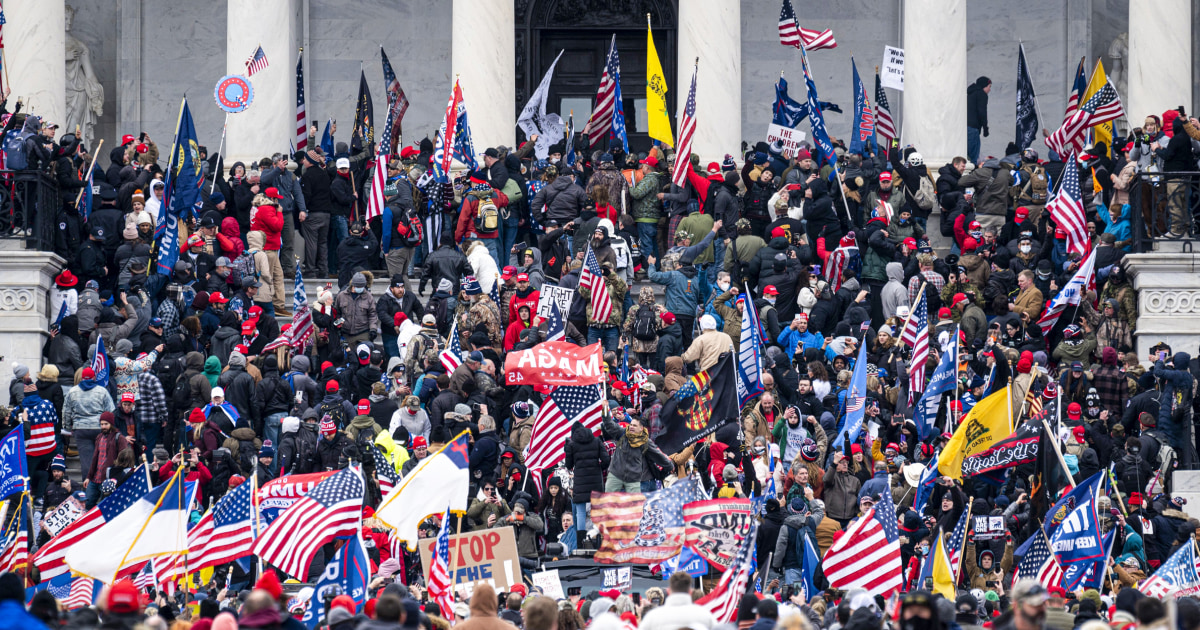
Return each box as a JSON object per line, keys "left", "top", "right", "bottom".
{"left": 518, "top": 49, "right": 566, "bottom": 159}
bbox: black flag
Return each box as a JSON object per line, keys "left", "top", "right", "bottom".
{"left": 354, "top": 70, "right": 375, "bottom": 149}
{"left": 657, "top": 353, "right": 740, "bottom": 454}
{"left": 1015, "top": 44, "right": 1039, "bottom": 150}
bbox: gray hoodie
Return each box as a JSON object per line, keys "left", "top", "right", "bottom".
{"left": 880, "top": 262, "right": 909, "bottom": 320}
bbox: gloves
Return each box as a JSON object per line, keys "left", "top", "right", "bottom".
{"left": 982, "top": 126, "right": 990, "bottom": 138}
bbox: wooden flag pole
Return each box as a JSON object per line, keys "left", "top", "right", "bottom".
{"left": 73, "top": 138, "right": 104, "bottom": 206}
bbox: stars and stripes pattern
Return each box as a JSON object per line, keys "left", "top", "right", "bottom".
{"left": 874, "top": 72, "right": 896, "bottom": 147}
{"left": 245, "top": 45, "right": 269, "bottom": 77}
{"left": 380, "top": 47, "right": 409, "bottom": 155}
{"left": 91, "top": 334, "right": 109, "bottom": 387}
{"left": 525, "top": 384, "right": 604, "bottom": 493}
{"left": 0, "top": 495, "right": 29, "bottom": 573}
{"left": 670, "top": 63, "right": 698, "bottom": 189}
{"left": 544, "top": 301, "right": 565, "bottom": 342}
{"left": 156, "top": 478, "right": 255, "bottom": 585}
{"left": 697, "top": 519, "right": 760, "bottom": 622}
{"left": 1037, "top": 248, "right": 1096, "bottom": 336}
{"left": 1045, "top": 81, "right": 1124, "bottom": 157}
{"left": 365, "top": 145, "right": 389, "bottom": 221}
{"left": 291, "top": 265, "right": 315, "bottom": 349}
{"left": 63, "top": 577, "right": 96, "bottom": 610}
{"left": 34, "top": 468, "right": 152, "bottom": 579}
{"left": 778, "top": 0, "right": 836, "bottom": 50}
{"left": 1045, "top": 153, "right": 1089, "bottom": 255}
{"left": 944, "top": 508, "right": 969, "bottom": 579}
{"left": 1062, "top": 58, "right": 1088, "bottom": 124}
{"left": 1140, "top": 539, "right": 1200, "bottom": 598}
{"left": 253, "top": 466, "right": 364, "bottom": 580}
{"left": 588, "top": 36, "right": 628, "bottom": 153}
{"left": 432, "top": 80, "right": 464, "bottom": 183}
{"left": 590, "top": 476, "right": 708, "bottom": 563}
{"left": 295, "top": 51, "right": 307, "bottom": 151}
{"left": 426, "top": 508, "right": 455, "bottom": 614}
{"left": 1015, "top": 530, "right": 1064, "bottom": 589}
{"left": 900, "top": 289, "right": 929, "bottom": 405}
{"left": 133, "top": 561, "right": 156, "bottom": 589}
{"left": 440, "top": 320, "right": 462, "bottom": 373}
{"left": 23, "top": 396, "right": 58, "bottom": 457}
{"left": 580, "top": 245, "right": 612, "bottom": 323}
{"left": 372, "top": 445, "right": 400, "bottom": 495}
{"left": 822, "top": 484, "right": 903, "bottom": 595}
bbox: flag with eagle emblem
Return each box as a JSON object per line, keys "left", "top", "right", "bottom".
{"left": 656, "top": 354, "right": 739, "bottom": 453}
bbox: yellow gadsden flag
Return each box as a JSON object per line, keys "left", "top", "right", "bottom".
{"left": 931, "top": 530, "right": 956, "bottom": 598}
{"left": 646, "top": 17, "right": 673, "bottom": 146}
{"left": 1083, "top": 59, "right": 1113, "bottom": 156}
{"left": 936, "top": 386, "right": 1011, "bottom": 480}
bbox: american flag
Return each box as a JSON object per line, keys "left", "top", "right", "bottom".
{"left": 1024, "top": 383, "right": 1043, "bottom": 419}
{"left": 944, "top": 508, "right": 969, "bottom": 580}
{"left": 778, "top": 0, "right": 836, "bottom": 51}
{"left": 1062, "top": 58, "right": 1087, "bottom": 123}
{"left": 372, "top": 445, "right": 400, "bottom": 495}
{"left": 525, "top": 384, "right": 604, "bottom": 493}
{"left": 670, "top": 63, "right": 698, "bottom": 189}
{"left": 426, "top": 508, "right": 455, "bottom": 614}
{"left": 380, "top": 47, "right": 410, "bottom": 155}
{"left": 0, "top": 494, "right": 28, "bottom": 573}
{"left": 591, "top": 475, "right": 709, "bottom": 564}
{"left": 295, "top": 51, "right": 307, "bottom": 151}
{"left": 365, "top": 146, "right": 389, "bottom": 220}
{"left": 63, "top": 577, "right": 97, "bottom": 610}
{"left": 822, "top": 488, "right": 903, "bottom": 595}
{"left": 580, "top": 245, "right": 612, "bottom": 323}
{"left": 440, "top": 320, "right": 462, "bottom": 373}
{"left": 156, "top": 477, "right": 256, "bottom": 585}
{"left": 1037, "top": 248, "right": 1096, "bottom": 336}
{"left": 874, "top": 72, "right": 896, "bottom": 147}
{"left": 588, "top": 36, "right": 628, "bottom": 153}
{"left": 133, "top": 561, "right": 156, "bottom": 589}
{"left": 245, "top": 45, "right": 269, "bottom": 77}
{"left": 1014, "top": 529, "right": 1064, "bottom": 589}
{"left": 900, "top": 288, "right": 929, "bottom": 405}
{"left": 291, "top": 264, "right": 315, "bottom": 348}
{"left": 1140, "top": 538, "right": 1200, "bottom": 598}
{"left": 1045, "top": 81, "right": 1123, "bottom": 157}
{"left": 432, "top": 80, "right": 464, "bottom": 183}
{"left": 91, "top": 334, "right": 109, "bottom": 387}
{"left": 544, "top": 301, "right": 565, "bottom": 342}
{"left": 1045, "top": 153, "right": 1088, "bottom": 255}
{"left": 253, "top": 466, "right": 364, "bottom": 580}
{"left": 34, "top": 467, "right": 152, "bottom": 580}
{"left": 697, "top": 519, "right": 760, "bottom": 621}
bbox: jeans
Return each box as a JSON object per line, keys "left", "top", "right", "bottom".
{"left": 499, "top": 218, "right": 520, "bottom": 267}
{"left": 588, "top": 326, "right": 620, "bottom": 352}
{"left": 137, "top": 422, "right": 161, "bottom": 454}
{"left": 783, "top": 568, "right": 804, "bottom": 587}
{"left": 74, "top": 428, "right": 101, "bottom": 485}
{"left": 264, "top": 412, "right": 286, "bottom": 448}
{"left": 85, "top": 480, "right": 102, "bottom": 509}
{"left": 709, "top": 238, "right": 726, "bottom": 283}
{"left": 967, "top": 127, "right": 981, "bottom": 164}
{"left": 301, "top": 213, "right": 331, "bottom": 276}
{"left": 573, "top": 502, "right": 591, "bottom": 531}
{"left": 254, "top": 301, "right": 276, "bottom": 318}
{"left": 280, "top": 210, "right": 296, "bottom": 280}
{"left": 637, "top": 222, "right": 658, "bottom": 261}
{"left": 640, "top": 480, "right": 658, "bottom": 492}
{"left": 479, "top": 236, "right": 502, "bottom": 270}
{"left": 383, "top": 335, "right": 400, "bottom": 360}
{"left": 328, "top": 216, "right": 349, "bottom": 276}
{"left": 604, "top": 475, "right": 642, "bottom": 492}
{"left": 27, "top": 453, "right": 52, "bottom": 503}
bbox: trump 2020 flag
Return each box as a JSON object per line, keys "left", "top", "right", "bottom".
{"left": 832, "top": 341, "right": 868, "bottom": 449}
{"left": 735, "top": 291, "right": 764, "bottom": 407}
{"left": 65, "top": 473, "right": 196, "bottom": 583}
{"left": 91, "top": 334, "right": 110, "bottom": 387}
{"left": 849, "top": 58, "right": 876, "bottom": 156}
{"left": 801, "top": 47, "right": 837, "bottom": 166}
{"left": 914, "top": 333, "right": 957, "bottom": 441}
{"left": 302, "top": 536, "right": 370, "bottom": 629}
{"left": 1049, "top": 478, "right": 1105, "bottom": 590}
{"left": 155, "top": 98, "right": 203, "bottom": 276}
{"left": 375, "top": 431, "right": 471, "bottom": 549}
{"left": 0, "top": 426, "right": 27, "bottom": 498}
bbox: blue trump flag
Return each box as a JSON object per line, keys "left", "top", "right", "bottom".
{"left": 657, "top": 545, "right": 709, "bottom": 579}
{"left": 91, "top": 334, "right": 110, "bottom": 387}
{"left": 155, "top": 99, "right": 203, "bottom": 276}
{"left": 849, "top": 58, "right": 876, "bottom": 156}
{"left": 1044, "top": 470, "right": 1104, "bottom": 539}
{"left": 1049, "top": 476, "right": 1105, "bottom": 590}
{"left": 735, "top": 291, "right": 765, "bottom": 407}
{"left": 77, "top": 166, "right": 94, "bottom": 220}
{"left": 832, "top": 340, "right": 868, "bottom": 449}
{"left": 303, "top": 536, "right": 371, "bottom": 629}
{"left": 773, "top": 77, "right": 840, "bottom": 129}
{"left": 800, "top": 47, "right": 837, "bottom": 167}
{"left": 797, "top": 531, "right": 821, "bottom": 601}
{"left": 1076, "top": 529, "right": 1115, "bottom": 590}
{"left": 911, "top": 457, "right": 939, "bottom": 516}
{"left": 914, "top": 332, "right": 958, "bottom": 441}
{"left": 0, "top": 426, "right": 26, "bottom": 498}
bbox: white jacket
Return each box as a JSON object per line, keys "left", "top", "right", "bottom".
{"left": 639, "top": 593, "right": 716, "bottom": 630}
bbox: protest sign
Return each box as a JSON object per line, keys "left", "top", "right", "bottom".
{"left": 682, "top": 498, "right": 755, "bottom": 570}
{"left": 41, "top": 497, "right": 86, "bottom": 538}
{"left": 532, "top": 569, "right": 565, "bottom": 599}
{"left": 974, "top": 516, "right": 1007, "bottom": 540}
{"left": 536, "top": 285, "right": 574, "bottom": 320}
{"left": 881, "top": 47, "right": 905, "bottom": 90}
{"left": 419, "top": 527, "right": 521, "bottom": 594}
{"left": 602, "top": 567, "right": 632, "bottom": 591}
{"left": 765, "top": 124, "right": 806, "bottom": 158}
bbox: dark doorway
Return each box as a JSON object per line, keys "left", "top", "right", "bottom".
{"left": 515, "top": 0, "right": 677, "bottom": 155}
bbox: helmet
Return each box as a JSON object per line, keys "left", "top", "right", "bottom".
{"left": 907, "top": 152, "right": 924, "bottom": 167}
{"left": 1022, "top": 148, "right": 1039, "bottom": 163}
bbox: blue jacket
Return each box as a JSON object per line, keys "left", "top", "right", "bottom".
{"left": 1097, "top": 203, "right": 1132, "bottom": 251}
{"left": 1151, "top": 354, "right": 1193, "bottom": 453}
{"left": 778, "top": 327, "right": 824, "bottom": 360}
{"left": 0, "top": 600, "right": 45, "bottom": 630}
{"left": 858, "top": 469, "right": 890, "bottom": 502}
{"left": 647, "top": 264, "right": 702, "bottom": 315}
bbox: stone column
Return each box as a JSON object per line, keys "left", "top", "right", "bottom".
{"left": 0, "top": 252, "right": 66, "bottom": 388}
{"left": 1127, "top": 0, "right": 1192, "bottom": 123}
{"left": 902, "top": 0, "right": 967, "bottom": 166}
{"left": 452, "top": 0, "right": 515, "bottom": 152}
{"left": 226, "top": 0, "right": 297, "bottom": 166}
{"left": 1125, "top": 252, "right": 1200, "bottom": 359}
{"left": 678, "top": 0, "right": 740, "bottom": 163}
{"left": 5, "top": 0, "right": 66, "bottom": 127}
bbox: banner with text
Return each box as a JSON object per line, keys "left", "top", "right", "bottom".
{"left": 765, "top": 124, "right": 807, "bottom": 158}
{"left": 682, "top": 498, "right": 755, "bottom": 571}
{"left": 504, "top": 342, "right": 604, "bottom": 387}
{"left": 881, "top": 47, "right": 905, "bottom": 91}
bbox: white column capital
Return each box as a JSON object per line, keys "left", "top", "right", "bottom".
{"left": 678, "top": 0, "right": 741, "bottom": 164}
{"left": 226, "top": 0, "right": 297, "bottom": 166}
{"left": 902, "top": 0, "right": 967, "bottom": 166}
{"left": 452, "top": 0, "right": 515, "bottom": 153}
{"left": 6, "top": 0, "right": 66, "bottom": 128}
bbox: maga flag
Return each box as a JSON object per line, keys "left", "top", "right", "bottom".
{"left": 657, "top": 354, "right": 739, "bottom": 454}
{"left": 682, "top": 498, "right": 754, "bottom": 571}
{"left": 849, "top": 58, "right": 876, "bottom": 156}
{"left": 937, "top": 386, "right": 1012, "bottom": 480}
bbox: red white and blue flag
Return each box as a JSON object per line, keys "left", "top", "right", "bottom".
{"left": 822, "top": 481, "right": 903, "bottom": 595}
{"left": 1062, "top": 58, "right": 1087, "bottom": 123}
{"left": 778, "top": 0, "right": 836, "bottom": 51}
{"left": 295, "top": 51, "right": 307, "bottom": 151}
{"left": 245, "top": 46, "right": 269, "bottom": 77}
{"left": 1014, "top": 529, "right": 1065, "bottom": 589}
{"left": 253, "top": 466, "right": 364, "bottom": 580}
{"left": 874, "top": 71, "right": 896, "bottom": 146}
{"left": 1044, "top": 153, "right": 1089, "bottom": 256}
{"left": 697, "top": 519, "right": 760, "bottom": 621}
{"left": 426, "top": 508, "right": 455, "bottom": 614}
{"left": 900, "top": 288, "right": 930, "bottom": 404}
{"left": 670, "top": 63, "right": 698, "bottom": 189}
{"left": 0, "top": 494, "right": 29, "bottom": 573}
{"left": 580, "top": 245, "right": 612, "bottom": 323}
{"left": 525, "top": 384, "right": 605, "bottom": 493}
{"left": 588, "top": 36, "right": 628, "bottom": 153}
{"left": 1045, "top": 81, "right": 1123, "bottom": 157}
{"left": 440, "top": 320, "right": 462, "bottom": 373}
{"left": 155, "top": 476, "right": 256, "bottom": 585}
{"left": 91, "top": 334, "right": 109, "bottom": 387}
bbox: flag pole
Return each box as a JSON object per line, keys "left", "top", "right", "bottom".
{"left": 73, "top": 139, "right": 104, "bottom": 207}
{"left": 1018, "top": 42, "right": 1047, "bottom": 141}
{"left": 211, "top": 114, "right": 229, "bottom": 195}
{"left": 954, "top": 497, "right": 974, "bottom": 582}
{"left": 252, "top": 468, "right": 264, "bottom": 575}
{"left": 1038, "top": 415, "right": 1076, "bottom": 486}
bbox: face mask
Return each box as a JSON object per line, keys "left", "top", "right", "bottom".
{"left": 353, "top": 287, "right": 364, "bottom": 294}
{"left": 1020, "top": 245, "right": 1032, "bottom": 253}
{"left": 897, "top": 219, "right": 909, "bottom": 226}
{"left": 970, "top": 230, "right": 982, "bottom": 239}
{"left": 916, "top": 546, "right": 929, "bottom": 556}
{"left": 753, "top": 446, "right": 766, "bottom": 455}
{"left": 902, "top": 615, "right": 937, "bottom": 630}
{"left": 718, "top": 282, "right": 730, "bottom": 293}
{"left": 765, "top": 297, "right": 776, "bottom": 306}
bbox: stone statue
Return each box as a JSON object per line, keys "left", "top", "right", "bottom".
{"left": 64, "top": 5, "right": 103, "bottom": 149}
{"left": 1107, "top": 32, "right": 1128, "bottom": 99}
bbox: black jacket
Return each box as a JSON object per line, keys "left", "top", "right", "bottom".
{"left": 421, "top": 244, "right": 470, "bottom": 296}
{"left": 256, "top": 368, "right": 294, "bottom": 418}
{"left": 330, "top": 172, "right": 356, "bottom": 218}
{"left": 967, "top": 79, "right": 989, "bottom": 130}
{"left": 301, "top": 163, "right": 334, "bottom": 214}
{"left": 317, "top": 432, "right": 352, "bottom": 471}
{"left": 564, "top": 421, "right": 610, "bottom": 503}
{"left": 217, "top": 366, "right": 260, "bottom": 428}
{"left": 336, "top": 231, "right": 380, "bottom": 290}
{"left": 377, "top": 291, "right": 424, "bottom": 336}
{"left": 747, "top": 236, "right": 791, "bottom": 291}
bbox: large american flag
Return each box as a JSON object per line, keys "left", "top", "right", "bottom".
{"left": 1062, "top": 58, "right": 1087, "bottom": 123}
{"left": 440, "top": 320, "right": 462, "bottom": 373}
{"left": 380, "top": 47, "right": 410, "bottom": 155}
{"left": 778, "top": 0, "right": 836, "bottom": 51}
{"left": 372, "top": 445, "right": 401, "bottom": 495}
{"left": 1014, "top": 529, "right": 1064, "bottom": 589}
{"left": 1037, "top": 248, "right": 1096, "bottom": 336}
{"left": 1140, "top": 538, "right": 1200, "bottom": 598}
{"left": 822, "top": 488, "right": 903, "bottom": 595}
{"left": 1045, "top": 81, "right": 1123, "bottom": 157}
{"left": 874, "top": 72, "right": 896, "bottom": 146}
{"left": 34, "top": 467, "right": 152, "bottom": 579}
{"left": 245, "top": 45, "right": 269, "bottom": 77}
{"left": 671, "top": 63, "right": 698, "bottom": 189}
{"left": 156, "top": 477, "right": 256, "bottom": 585}
{"left": 63, "top": 577, "right": 97, "bottom": 610}
{"left": 696, "top": 519, "right": 759, "bottom": 622}
{"left": 365, "top": 146, "right": 389, "bottom": 220}
{"left": 525, "top": 384, "right": 604, "bottom": 493}
{"left": 295, "top": 50, "right": 307, "bottom": 151}
{"left": 426, "top": 508, "right": 455, "bottom": 614}
{"left": 900, "top": 288, "right": 929, "bottom": 405}
{"left": 588, "top": 35, "right": 628, "bottom": 152}
{"left": 1045, "top": 153, "right": 1088, "bottom": 255}
{"left": 253, "top": 466, "right": 364, "bottom": 580}
{"left": 580, "top": 245, "right": 612, "bottom": 323}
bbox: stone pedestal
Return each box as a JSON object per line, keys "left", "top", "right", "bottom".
{"left": 678, "top": 0, "right": 740, "bottom": 163}
{"left": 6, "top": 0, "right": 66, "bottom": 128}
{"left": 902, "top": 0, "right": 967, "bottom": 167}
{"left": 226, "top": 0, "right": 298, "bottom": 166}
{"left": 1124, "top": 252, "right": 1200, "bottom": 359}
{"left": 1172, "top": 470, "right": 1200, "bottom": 520}
{"left": 452, "top": 0, "right": 515, "bottom": 152}
{"left": 1127, "top": 0, "right": 1192, "bottom": 124}
{"left": 0, "top": 252, "right": 67, "bottom": 394}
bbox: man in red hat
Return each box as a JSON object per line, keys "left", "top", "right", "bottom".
{"left": 51, "top": 269, "right": 80, "bottom": 322}
{"left": 507, "top": 272, "right": 539, "bottom": 325}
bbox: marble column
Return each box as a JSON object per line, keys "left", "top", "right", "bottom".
{"left": 5, "top": 0, "right": 66, "bottom": 128}
{"left": 226, "top": 0, "right": 298, "bottom": 166}
{"left": 452, "top": 0, "right": 515, "bottom": 152}
{"left": 678, "top": 0, "right": 740, "bottom": 164}
{"left": 902, "top": 0, "right": 967, "bottom": 167}
{"left": 0, "top": 251, "right": 66, "bottom": 388}
{"left": 1127, "top": 0, "right": 1192, "bottom": 123}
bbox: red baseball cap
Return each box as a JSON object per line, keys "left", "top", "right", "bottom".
{"left": 501, "top": 266, "right": 517, "bottom": 280}
{"left": 82, "top": 367, "right": 95, "bottom": 380}
{"left": 1055, "top": 227, "right": 1067, "bottom": 239}
{"left": 187, "top": 234, "right": 204, "bottom": 248}
{"left": 952, "top": 293, "right": 968, "bottom": 308}
{"left": 516, "top": 273, "right": 529, "bottom": 282}
{"left": 264, "top": 186, "right": 283, "bottom": 200}
{"left": 248, "top": 305, "right": 263, "bottom": 319}
{"left": 660, "top": 312, "right": 676, "bottom": 325}
{"left": 120, "top": 392, "right": 135, "bottom": 403}
{"left": 357, "top": 399, "right": 371, "bottom": 415}
{"left": 903, "top": 237, "right": 917, "bottom": 250}
{"left": 968, "top": 220, "right": 982, "bottom": 230}
{"left": 879, "top": 172, "right": 893, "bottom": 182}
{"left": 1015, "top": 206, "right": 1029, "bottom": 223}
{"left": 937, "top": 307, "right": 952, "bottom": 319}
{"left": 400, "top": 146, "right": 419, "bottom": 159}
{"left": 121, "top": 134, "right": 136, "bottom": 145}
{"left": 326, "top": 380, "right": 339, "bottom": 392}
{"left": 962, "top": 237, "right": 978, "bottom": 252}
{"left": 234, "top": 344, "right": 249, "bottom": 355}
{"left": 763, "top": 285, "right": 780, "bottom": 296}
{"left": 208, "top": 292, "right": 229, "bottom": 304}
{"left": 241, "top": 320, "right": 257, "bottom": 335}
{"left": 412, "top": 436, "right": 428, "bottom": 449}
{"left": 707, "top": 161, "right": 721, "bottom": 174}
{"left": 1067, "top": 402, "right": 1082, "bottom": 420}
{"left": 771, "top": 226, "right": 787, "bottom": 238}
{"left": 639, "top": 155, "right": 659, "bottom": 168}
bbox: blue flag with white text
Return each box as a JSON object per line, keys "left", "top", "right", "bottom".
{"left": 302, "top": 536, "right": 371, "bottom": 628}
{"left": 0, "top": 427, "right": 27, "bottom": 498}
{"left": 155, "top": 99, "right": 203, "bottom": 276}
{"left": 914, "top": 335, "right": 957, "bottom": 441}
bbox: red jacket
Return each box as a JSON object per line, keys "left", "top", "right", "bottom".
{"left": 251, "top": 204, "right": 284, "bottom": 251}
{"left": 503, "top": 319, "right": 531, "bottom": 352}
{"left": 454, "top": 190, "right": 508, "bottom": 242}
{"left": 218, "top": 217, "right": 245, "bottom": 258}
{"left": 158, "top": 460, "right": 214, "bottom": 502}
{"left": 508, "top": 288, "right": 539, "bottom": 324}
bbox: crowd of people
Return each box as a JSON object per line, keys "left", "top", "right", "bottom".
{"left": 2, "top": 72, "right": 1200, "bottom": 630}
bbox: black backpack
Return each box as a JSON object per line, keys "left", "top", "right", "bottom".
{"left": 353, "top": 425, "right": 378, "bottom": 457}
{"left": 632, "top": 306, "right": 658, "bottom": 341}
{"left": 171, "top": 373, "right": 192, "bottom": 417}
{"left": 318, "top": 399, "right": 348, "bottom": 430}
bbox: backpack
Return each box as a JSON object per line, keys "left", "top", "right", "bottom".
{"left": 230, "top": 250, "right": 260, "bottom": 286}
{"left": 353, "top": 424, "right": 378, "bottom": 456}
{"left": 292, "top": 434, "right": 318, "bottom": 475}
{"left": 632, "top": 305, "right": 659, "bottom": 341}
{"left": 1016, "top": 165, "right": 1049, "bottom": 204}
{"left": 2, "top": 129, "right": 31, "bottom": 171}
{"left": 472, "top": 194, "right": 500, "bottom": 232}
{"left": 319, "top": 398, "right": 348, "bottom": 430}
{"left": 397, "top": 209, "right": 424, "bottom": 247}
{"left": 171, "top": 373, "right": 192, "bottom": 416}
{"left": 908, "top": 176, "right": 936, "bottom": 211}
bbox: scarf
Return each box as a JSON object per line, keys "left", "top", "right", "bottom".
{"left": 625, "top": 426, "right": 647, "bottom": 449}
{"left": 203, "top": 402, "right": 241, "bottom": 424}
{"left": 77, "top": 379, "right": 98, "bottom": 391}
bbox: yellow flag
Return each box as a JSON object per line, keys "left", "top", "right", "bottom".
{"left": 1083, "top": 59, "right": 1113, "bottom": 156}
{"left": 931, "top": 531, "right": 956, "bottom": 598}
{"left": 646, "top": 19, "right": 673, "bottom": 146}
{"left": 937, "top": 386, "right": 1012, "bottom": 480}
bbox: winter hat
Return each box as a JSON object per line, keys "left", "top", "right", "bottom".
{"left": 351, "top": 272, "right": 367, "bottom": 288}
{"left": 700, "top": 314, "right": 717, "bottom": 330}
{"left": 513, "top": 401, "right": 532, "bottom": 419}
{"left": 660, "top": 312, "right": 676, "bottom": 325}
{"left": 462, "top": 276, "right": 482, "bottom": 295}
{"left": 722, "top": 464, "right": 738, "bottom": 482}
{"left": 319, "top": 416, "right": 337, "bottom": 436}
{"left": 51, "top": 454, "right": 66, "bottom": 472}
{"left": 800, "top": 439, "right": 819, "bottom": 462}
{"left": 189, "top": 407, "right": 206, "bottom": 424}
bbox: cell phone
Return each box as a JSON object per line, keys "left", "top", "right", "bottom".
{"left": 632, "top": 593, "right": 641, "bottom": 605}
{"left": 986, "top": 581, "right": 998, "bottom": 588}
